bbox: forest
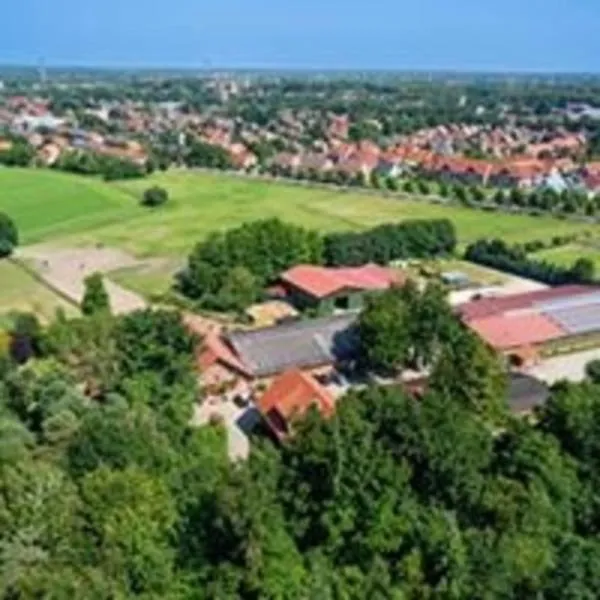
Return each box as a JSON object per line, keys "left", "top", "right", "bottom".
{"left": 1, "top": 302, "right": 600, "bottom": 598}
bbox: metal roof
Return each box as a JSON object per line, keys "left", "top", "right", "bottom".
{"left": 226, "top": 314, "right": 359, "bottom": 378}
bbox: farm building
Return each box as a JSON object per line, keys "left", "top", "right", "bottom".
{"left": 459, "top": 285, "right": 600, "bottom": 365}
{"left": 197, "top": 313, "right": 359, "bottom": 392}
{"left": 257, "top": 369, "right": 335, "bottom": 441}
{"left": 275, "top": 263, "right": 403, "bottom": 314}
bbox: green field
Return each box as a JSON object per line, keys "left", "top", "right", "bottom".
{"left": 0, "top": 260, "right": 78, "bottom": 324}
{"left": 0, "top": 168, "right": 140, "bottom": 244}
{"left": 533, "top": 243, "right": 600, "bottom": 275}
{"left": 3, "top": 168, "right": 598, "bottom": 257}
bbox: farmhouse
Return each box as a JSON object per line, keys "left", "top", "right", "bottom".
{"left": 276, "top": 263, "right": 403, "bottom": 314}
{"left": 459, "top": 285, "right": 600, "bottom": 366}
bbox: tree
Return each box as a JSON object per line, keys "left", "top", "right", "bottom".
{"left": 0, "top": 213, "right": 19, "bottom": 258}
{"left": 357, "top": 288, "right": 410, "bottom": 373}
{"left": 429, "top": 326, "right": 508, "bottom": 422}
{"left": 585, "top": 360, "right": 600, "bottom": 384}
{"left": 570, "top": 258, "right": 595, "bottom": 284}
{"left": 9, "top": 312, "right": 43, "bottom": 364}
{"left": 216, "top": 266, "right": 259, "bottom": 312}
{"left": 81, "top": 273, "right": 111, "bottom": 316}
{"left": 141, "top": 186, "right": 169, "bottom": 208}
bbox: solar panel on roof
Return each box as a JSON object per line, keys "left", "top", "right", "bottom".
{"left": 536, "top": 291, "right": 600, "bottom": 312}
{"left": 543, "top": 302, "right": 600, "bottom": 336}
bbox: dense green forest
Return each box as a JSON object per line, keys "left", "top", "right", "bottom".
{"left": 2, "top": 301, "right": 600, "bottom": 598}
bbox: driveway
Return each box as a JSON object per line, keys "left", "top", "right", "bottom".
{"left": 528, "top": 348, "right": 600, "bottom": 384}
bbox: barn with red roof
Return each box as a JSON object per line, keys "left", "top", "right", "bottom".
{"left": 277, "top": 263, "right": 404, "bottom": 314}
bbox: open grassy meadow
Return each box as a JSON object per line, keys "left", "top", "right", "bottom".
{"left": 0, "top": 168, "right": 139, "bottom": 244}
{"left": 2, "top": 168, "right": 600, "bottom": 297}
{"left": 2, "top": 168, "right": 596, "bottom": 255}
{"left": 0, "top": 260, "right": 78, "bottom": 324}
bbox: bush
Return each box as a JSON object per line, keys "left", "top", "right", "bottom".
{"left": 0, "top": 212, "right": 19, "bottom": 258}
{"left": 585, "top": 360, "right": 600, "bottom": 384}
{"left": 142, "top": 186, "right": 169, "bottom": 208}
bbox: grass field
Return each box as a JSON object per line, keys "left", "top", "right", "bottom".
{"left": 0, "top": 168, "right": 139, "bottom": 244}
{"left": 533, "top": 243, "right": 600, "bottom": 275}
{"left": 0, "top": 260, "right": 79, "bottom": 324}
{"left": 3, "top": 168, "right": 597, "bottom": 256}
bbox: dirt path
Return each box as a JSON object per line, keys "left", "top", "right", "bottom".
{"left": 17, "top": 245, "right": 147, "bottom": 315}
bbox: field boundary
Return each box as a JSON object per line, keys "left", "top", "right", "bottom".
{"left": 8, "top": 256, "right": 80, "bottom": 311}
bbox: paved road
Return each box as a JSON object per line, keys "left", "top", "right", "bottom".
{"left": 528, "top": 348, "right": 600, "bottom": 384}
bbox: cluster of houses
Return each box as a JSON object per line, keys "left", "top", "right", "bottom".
{"left": 188, "top": 260, "right": 600, "bottom": 451}
{"left": 3, "top": 90, "right": 600, "bottom": 195}
{"left": 0, "top": 96, "right": 149, "bottom": 165}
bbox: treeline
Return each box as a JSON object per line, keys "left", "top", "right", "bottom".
{"left": 52, "top": 149, "right": 149, "bottom": 181}
{"left": 0, "top": 135, "right": 35, "bottom": 167}
{"left": 177, "top": 218, "right": 456, "bottom": 311}
{"left": 465, "top": 238, "right": 596, "bottom": 284}
{"left": 4, "top": 304, "right": 600, "bottom": 597}
{"left": 324, "top": 219, "right": 456, "bottom": 266}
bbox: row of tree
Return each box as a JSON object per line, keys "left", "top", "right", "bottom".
{"left": 465, "top": 238, "right": 596, "bottom": 284}
{"left": 323, "top": 219, "right": 457, "bottom": 266}
{"left": 52, "top": 149, "right": 149, "bottom": 181}
{"left": 3, "top": 298, "right": 600, "bottom": 597}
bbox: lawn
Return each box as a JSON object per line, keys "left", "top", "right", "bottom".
{"left": 0, "top": 259, "right": 79, "bottom": 324}
{"left": 0, "top": 168, "right": 139, "bottom": 244}
{"left": 533, "top": 243, "right": 600, "bottom": 276}
{"left": 61, "top": 171, "right": 600, "bottom": 256}
{"left": 1, "top": 168, "right": 599, "bottom": 258}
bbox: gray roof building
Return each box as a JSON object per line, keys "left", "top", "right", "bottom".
{"left": 226, "top": 314, "right": 359, "bottom": 378}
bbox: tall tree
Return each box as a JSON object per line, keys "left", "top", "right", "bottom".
{"left": 429, "top": 326, "right": 508, "bottom": 422}
{"left": 81, "top": 273, "right": 111, "bottom": 316}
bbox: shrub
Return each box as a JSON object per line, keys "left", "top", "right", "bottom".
{"left": 142, "top": 186, "right": 169, "bottom": 208}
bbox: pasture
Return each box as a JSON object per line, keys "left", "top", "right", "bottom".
{"left": 2, "top": 168, "right": 600, "bottom": 297}
{"left": 2, "top": 168, "right": 598, "bottom": 255}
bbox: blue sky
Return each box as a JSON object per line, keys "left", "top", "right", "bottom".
{"left": 3, "top": 0, "right": 600, "bottom": 71}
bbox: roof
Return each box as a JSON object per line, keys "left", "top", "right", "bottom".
{"left": 197, "top": 331, "right": 253, "bottom": 378}
{"left": 458, "top": 286, "right": 595, "bottom": 321}
{"left": 281, "top": 263, "right": 402, "bottom": 300}
{"left": 508, "top": 373, "right": 549, "bottom": 414}
{"left": 258, "top": 369, "right": 334, "bottom": 439}
{"left": 226, "top": 313, "right": 359, "bottom": 378}
{"left": 468, "top": 312, "right": 566, "bottom": 350}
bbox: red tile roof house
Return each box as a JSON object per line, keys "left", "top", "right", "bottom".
{"left": 458, "top": 285, "right": 600, "bottom": 367}
{"left": 276, "top": 263, "right": 404, "bottom": 315}
{"left": 257, "top": 369, "right": 335, "bottom": 441}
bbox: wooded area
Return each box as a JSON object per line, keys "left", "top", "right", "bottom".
{"left": 1, "top": 305, "right": 600, "bottom": 597}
